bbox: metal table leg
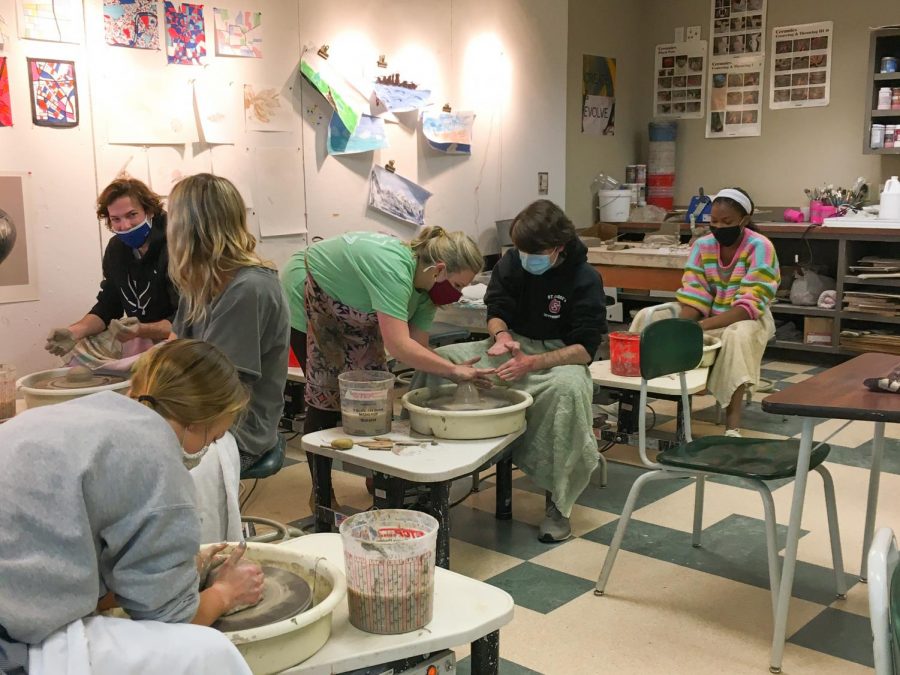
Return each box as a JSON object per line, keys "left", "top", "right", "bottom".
{"left": 312, "top": 454, "right": 333, "bottom": 533}
{"left": 495, "top": 455, "right": 513, "bottom": 520}
{"left": 860, "top": 421, "right": 886, "bottom": 582}
{"left": 470, "top": 630, "right": 500, "bottom": 675}
{"left": 429, "top": 481, "right": 451, "bottom": 569}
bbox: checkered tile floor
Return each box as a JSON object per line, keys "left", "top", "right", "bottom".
{"left": 247, "top": 358, "right": 895, "bottom": 674}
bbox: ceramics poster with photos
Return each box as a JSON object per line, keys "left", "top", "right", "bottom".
{"left": 654, "top": 41, "right": 707, "bottom": 119}
{"left": 769, "top": 21, "right": 833, "bottom": 109}
{"left": 710, "top": 0, "right": 766, "bottom": 58}
{"left": 706, "top": 55, "right": 763, "bottom": 138}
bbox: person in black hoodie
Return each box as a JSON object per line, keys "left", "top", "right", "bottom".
{"left": 45, "top": 178, "right": 179, "bottom": 358}
{"left": 412, "top": 200, "right": 607, "bottom": 542}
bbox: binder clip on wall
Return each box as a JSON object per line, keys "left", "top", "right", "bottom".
{"left": 685, "top": 187, "right": 712, "bottom": 224}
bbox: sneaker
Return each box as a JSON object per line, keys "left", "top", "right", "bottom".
{"left": 724, "top": 428, "right": 742, "bottom": 438}
{"left": 539, "top": 500, "right": 571, "bottom": 543}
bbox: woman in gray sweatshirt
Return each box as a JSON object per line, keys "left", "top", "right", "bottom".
{"left": 0, "top": 340, "right": 261, "bottom": 674}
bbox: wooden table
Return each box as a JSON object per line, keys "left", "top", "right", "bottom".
{"left": 587, "top": 245, "right": 688, "bottom": 291}
{"left": 762, "top": 352, "right": 900, "bottom": 673}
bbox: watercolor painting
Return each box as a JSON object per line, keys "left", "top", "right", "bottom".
{"left": 0, "top": 173, "right": 38, "bottom": 303}
{"left": 372, "top": 73, "right": 430, "bottom": 113}
{"left": 28, "top": 58, "right": 78, "bottom": 128}
{"left": 300, "top": 51, "right": 367, "bottom": 135}
{"left": 103, "top": 0, "right": 160, "bottom": 50}
{"left": 421, "top": 110, "right": 475, "bottom": 154}
{"left": 16, "top": 0, "right": 82, "bottom": 43}
{"left": 0, "top": 58, "right": 11, "bottom": 127}
{"left": 327, "top": 113, "right": 387, "bottom": 155}
{"left": 368, "top": 165, "right": 432, "bottom": 227}
{"left": 164, "top": 1, "right": 206, "bottom": 65}
{"left": 213, "top": 8, "right": 261, "bottom": 58}
{"left": 244, "top": 84, "right": 293, "bottom": 132}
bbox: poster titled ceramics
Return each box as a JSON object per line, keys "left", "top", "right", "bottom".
{"left": 654, "top": 41, "right": 707, "bottom": 119}
{"left": 710, "top": 0, "right": 766, "bottom": 57}
{"left": 706, "top": 55, "right": 763, "bottom": 138}
{"left": 769, "top": 21, "right": 833, "bottom": 109}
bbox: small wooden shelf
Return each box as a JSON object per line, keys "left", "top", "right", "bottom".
{"left": 871, "top": 110, "right": 900, "bottom": 117}
{"left": 874, "top": 73, "right": 900, "bottom": 80}
{"left": 771, "top": 340, "right": 841, "bottom": 354}
{"left": 866, "top": 148, "right": 900, "bottom": 154}
{"left": 842, "top": 312, "right": 900, "bottom": 325}
{"left": 844, "top": 275, "right": 900, "bottom": 288}
{"left": 770, "top": 304, "right": 837, "bottom": 317}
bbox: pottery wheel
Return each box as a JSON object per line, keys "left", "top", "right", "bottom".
{"left": 427, "top": 393, "right": 514, "bottom": 412}
{"left": 213, "top": 566, "right": 312, "bottom": 633}
{"left": 42, "top": 374, "right": 125, "bottom": 389}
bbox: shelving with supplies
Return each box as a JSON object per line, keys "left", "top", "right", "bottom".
{"left": 864, "top": 28, "right": 900, "bottom": 155}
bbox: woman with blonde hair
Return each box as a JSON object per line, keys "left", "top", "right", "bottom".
{"left": 0, "top": 340, "right": 261, "bottom": 674}
{"left": 168, "top": 173, "right": 290, "bottom": 540}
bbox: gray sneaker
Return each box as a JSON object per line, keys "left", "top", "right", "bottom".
{"left": 539, "top": 498, "right": 571, "bottom": 543}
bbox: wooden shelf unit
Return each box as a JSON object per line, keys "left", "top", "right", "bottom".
{"left": 864, "top": 28, "right": 900, "bottom": 155}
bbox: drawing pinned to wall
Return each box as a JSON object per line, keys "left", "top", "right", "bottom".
{"left": 251, "top": 147, "right": 306, "bottom": 236}
{"left": 582, "top": 55, "right": 615, "bottom": 135}
{"left": 104, "top": 0, "right": 160, "bottom": 50}
{"left": 421, "top": 110, "right": 475, "bottom": 154}
{"left": 213, "top": 8, "right": 261, "bottom": 58}
{"left": 327, "top": 113, "right": 387, "bottom": 155}
{"left": 210, "top": 144, "right": 254, "bottom": 208}
{"left": 28, "top": 58, "right": 78, "bottom": 128}
{"left": 0, "top": 58, "right": 11, "bottom": 127}
{"left": 194, "top": 77, "right": 239, "bottom": 143}
{"left": 368, "top": 165, "right": 432, "bottom": 227}
{"left": 106, "top": 74, "right": 193, "bottom": 144}
{"left": 16, "top": 0, "right": 83, "bottom": 43}
{"left": 164, "top": 1, "right": 206, "bottom": 65}
{"left": 300, "top": 50, "right": 368, "bottom": 135}
{"left": 371, "top": 73, "right": 430, "bottom": 114}
{"left": 0, "top": 173, "right": 38, "bottom": 303}
{"left": 243, "top": 84, "right": 293, "bottom": 132}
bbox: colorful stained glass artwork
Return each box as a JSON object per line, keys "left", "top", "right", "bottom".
{"left": 164, "top": 2, "right": 206, "bottom": 65}
{"left": 27, "top": 59, "right": 78, "bottom": 128}
{"left": 213, "top": 8, "right": 262, "bottom": 58}
{"left": 104, "top": 0, "right": 160, "bottom": 50}
{"left": 16, "top": 0, "right": 83, "bottom": 43}
{"left": 0, "top": 58, "right": 11, "bottom": 127}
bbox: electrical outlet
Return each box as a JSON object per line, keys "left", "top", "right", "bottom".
{"left": 686, "top": 25, "right": 701, "bottom": 41}
{"left": 674, "top": 26, "right": 684, "bottom": 42}
{"left": 538, "top": 172, "right": 549, "bottom": 195}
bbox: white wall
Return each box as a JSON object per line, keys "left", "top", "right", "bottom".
{"left": 0, "top": 0, "right": 568, "bottom": 377}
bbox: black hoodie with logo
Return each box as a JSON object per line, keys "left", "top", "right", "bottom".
{"left": 485, "top": 237, "right": 607, "bottom": 357}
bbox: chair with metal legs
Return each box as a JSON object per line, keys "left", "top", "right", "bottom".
{"left": 593, "top": 318, "right": 847, "bottom": 618}
{"left": 868, "top": 527, "right": 900, "bottom": 675}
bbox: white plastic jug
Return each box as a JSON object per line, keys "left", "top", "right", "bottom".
{"left": 880, "top": 176, "right": 900, "bottom": 220}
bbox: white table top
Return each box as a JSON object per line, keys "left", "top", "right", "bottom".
{"left": 287, "top": 367, "right": 306, "bottom": 383}
{"left": 590, "top": 359, "right": 708, "bottom": 395}
{"left": 301, "top": 421, "right": 523, "bottom": 482}
{"left": 280, "top": 533, "right": 514, "bottom": 674}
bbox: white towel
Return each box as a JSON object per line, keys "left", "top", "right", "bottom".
{"left": 190, "top": 431, "right": 243, "bottom": 544}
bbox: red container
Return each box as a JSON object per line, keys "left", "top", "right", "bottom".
{"left": 646, "top": 173, "right": 676, "bottom": 187}
{"left": 609, "top": 331, "right": 641, "bottom": 377}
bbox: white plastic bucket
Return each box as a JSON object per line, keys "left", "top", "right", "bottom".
{"left": 338, "top": 370, "right": 394, "bottom": 436}
{"left": 598, "top": 190, "right": 631, "bottom": 222}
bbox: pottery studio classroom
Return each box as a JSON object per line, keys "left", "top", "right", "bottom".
{"left": 6, "top": 1, "right": 900, "bottom": 674}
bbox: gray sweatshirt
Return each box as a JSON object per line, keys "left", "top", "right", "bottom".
{"left": 0, "top": 391, "right": 201, "bottom": 645}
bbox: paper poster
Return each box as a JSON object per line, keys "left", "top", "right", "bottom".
{"left": 711, "top": 0, "right": 766, "bottom": 57}
{"left": 421, "top": 110, "right": 475, "bottom": 154}
{"left": 95, "top": 146, "right": 151, "bottom": 187}
{"left": 300, "top": 51, "right": 368, "bottom": 135}
{"left": 251, "top": 147, "right": 305, "bottom": 236}
{"left": 106, "top": 75, "right": 193, "bottom": 144}
{"left": 194, "top": 78, "right": 240, "bottom": 143}
{"left": 0, "top": 173, "right": 38, "bottom": 303}
{"left": 103, "top": 0, "right": 160, "bottom": 49}
{"left": 213, "top": 8, "right": 261, "bottom": 58}
{"left": 148, "top": 148, "right": 188, "bottom": 196}
{"left": 368, "top": 165, "right": 432, "bottom": 227}
{"left": 164, "top": 1, "right": 206, "bottom": 65}
{"left": 0, "top": 58, "right": 11, "bottom": 127}
{"left": 770, "top": 21, "right": 833, "bottom": 109}
{"left": 654, "top": 42, "right": 707, "bottom": 119}
{"left": 210, "top": 144, "right": 254, "bottom": 208}
{"left": 327, "top": 113, "right": 387, "bottom": 155}
{"left": 243, "top": 84, "right": 293, "bottom": 132}
{"left": 706, "top": 55, "right": 763, "bottom": 138}
{"left": 16, "top": 0, "right": 82, "bottom": 43}
{"left": 582, "top": 54, "right": 616, "bottom": 135}
{"left": 371, "top": 73, "right": 430, "bottom": 113}
{"left": 28, "top": 58, "right": 78, "bottom": 128}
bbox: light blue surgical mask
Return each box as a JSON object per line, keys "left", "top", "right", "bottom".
{"left": 519, "top": 250, "right": 556, "bottom": 275}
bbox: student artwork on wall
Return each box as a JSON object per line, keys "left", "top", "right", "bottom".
{"left": 710, "top": 0, "right": 766, "bottom": 57}
{"left": 371, "top": 73, "right": 430, "bottom": 113}
{"left": 213, "top": 9, "right": 262, "bottom": 58}
{"left": 28, "top": 58, "right": 78, "bottom": 128}
{"left": 16, "top": 0, "right": 83, "bottom": 43}
{"left": 582, "top": 54, "right": 615, "bottom": 136}
{"left": 103, "top": 0, "right": 160, "bottom": 49}
{"left": 0, "top": 173, "right": 38, "bottom": 304}
{"left": 654, "top": 41, "right": 707, "bottom": 119}
{"left": 327, "top": 113, "right": 387, "bottom": 155}
{"left": 300, "top": 50, "right": 368, "bottom": 135}
{"left": 252, "top": 147, "right": 306, "bottom": 236}
{"left": 0, "top": 58, "right": 11, "bottom": 127}
{"left": 368, "top": 165, "right": 432, "bottom": 227}
{"left": 769, "top": 21, "right": 832, "bottom": 109}
{"left": 706, "top": 55, "right": 763, "bottom": 138}
{"left": 243, "top": 84, "right": 293, "bottom": 132}
{"left": 194, "top": 78, "right": 240, "bottom": 143}
{"left": 164, "top": 1, "right": 206, "bottom": 65}
{"left": 421, "top": 110, "right": 475, "bottom": 154}
{"left": 106, "top": 74, "right": 193, "bottom": 144}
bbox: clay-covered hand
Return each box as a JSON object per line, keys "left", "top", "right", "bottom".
{"left": 45, "top": 327, "right": 77, "bottom": 356}
{"left": 208, "top": 544, "right": 264, "bottom": 613}
{"left": 450, "top": 357, "right": 495, "bottom": 389}
{"left": 487, "top": 333, "right": 520, "bottom": 357}
{"left": 495, "top": 346, "right": 537, "bottom": 382}
{"left": 110, "top": 317, "right": 141, "bottom": 344}
{"left": 196, "top": 542, "right": 229, "bottom": 582}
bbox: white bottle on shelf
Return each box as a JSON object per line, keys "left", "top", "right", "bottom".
{"left": 880, "top": 176, "right": 900, "bottom": 220}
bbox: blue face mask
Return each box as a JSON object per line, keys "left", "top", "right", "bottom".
{"left": 116, "top": 218, "right": 152, "bottom": 249}
{"left": 519, "top": 250, "right": 556, "bottom": 275}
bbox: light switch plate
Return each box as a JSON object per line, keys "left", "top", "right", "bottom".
{"left": 674, "top": 26, "right": 684, "bottom": 42}
{"left": 686, "top": 25, "right": 701, "bottom": 41}
{"left": 538, "top": 172, "right": 549, "bottom": 195}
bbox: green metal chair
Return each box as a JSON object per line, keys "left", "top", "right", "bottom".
{"left": 594, "top": 318, "right": 847, "bottom": 615}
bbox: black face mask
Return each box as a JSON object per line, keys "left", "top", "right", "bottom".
{"left": 712, "top": 224, "right": 742, "bottom": 247}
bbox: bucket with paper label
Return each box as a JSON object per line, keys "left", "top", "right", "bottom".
{"left": 880, "top": 176, "right": 900, "bottom": 221}
{"left": 338, "top": 370, "right": 394, "bottom": 436}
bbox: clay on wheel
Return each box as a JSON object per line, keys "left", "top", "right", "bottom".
{"left": 67, "top": 366, "right": 93, "bottom": 383}
{"left": 206, "top": 562, "right": 266, "bottom": 615}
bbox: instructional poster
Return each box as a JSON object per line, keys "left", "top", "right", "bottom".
{"left": 769, "top": 21, "right": 833, "bottom": 109}
{"left": 710, "top": 0, "right": 766, "bottom": 57}
{"left": 654, "top": 41, "right": 707, "bottom": 119}
{"left": 706, "top": 55, "right": 764, "bottom": 138}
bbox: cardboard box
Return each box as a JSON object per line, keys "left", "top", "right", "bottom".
{"left": 803, "top": 317, "right": 833, "bottom": 345}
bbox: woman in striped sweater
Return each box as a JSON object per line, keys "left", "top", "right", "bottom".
{"left": 675, "top": 187, "right": 780, "bottom": 435}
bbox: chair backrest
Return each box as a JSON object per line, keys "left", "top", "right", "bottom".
{"left": 868, "top": 527, "right": 900, "bottom": 675}
{"left": 639, "top": 318, "right": 703, "bottom": 380}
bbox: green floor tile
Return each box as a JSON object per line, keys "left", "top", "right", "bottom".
{"left": 694, "top": 402, "right": 820, "bottom": 437}
{"left": 485, "top": 561, "right": 596, "bottom": 614}
{"left": 456, "top": 655, "right": 544, "bottom": 674}
{"left": 448, "top": 505, "right": 551, "bottom": 560}
{"left": 788, "top": 607, "right": 874, "bottom": 667}
{"left": 826, "top": 438, "right": 900, "bottom": 476}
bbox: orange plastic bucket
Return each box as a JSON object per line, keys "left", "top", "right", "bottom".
{"left": 609, "top": 331, "right": 641, "bottom": 377}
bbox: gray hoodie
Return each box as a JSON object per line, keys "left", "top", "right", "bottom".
{"left": 0, "top": 391, "right": 201, "bottom": 645}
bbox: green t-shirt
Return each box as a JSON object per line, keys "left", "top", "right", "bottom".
{"left": 281, "top": 232, "right": 436, "bottom": 333}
